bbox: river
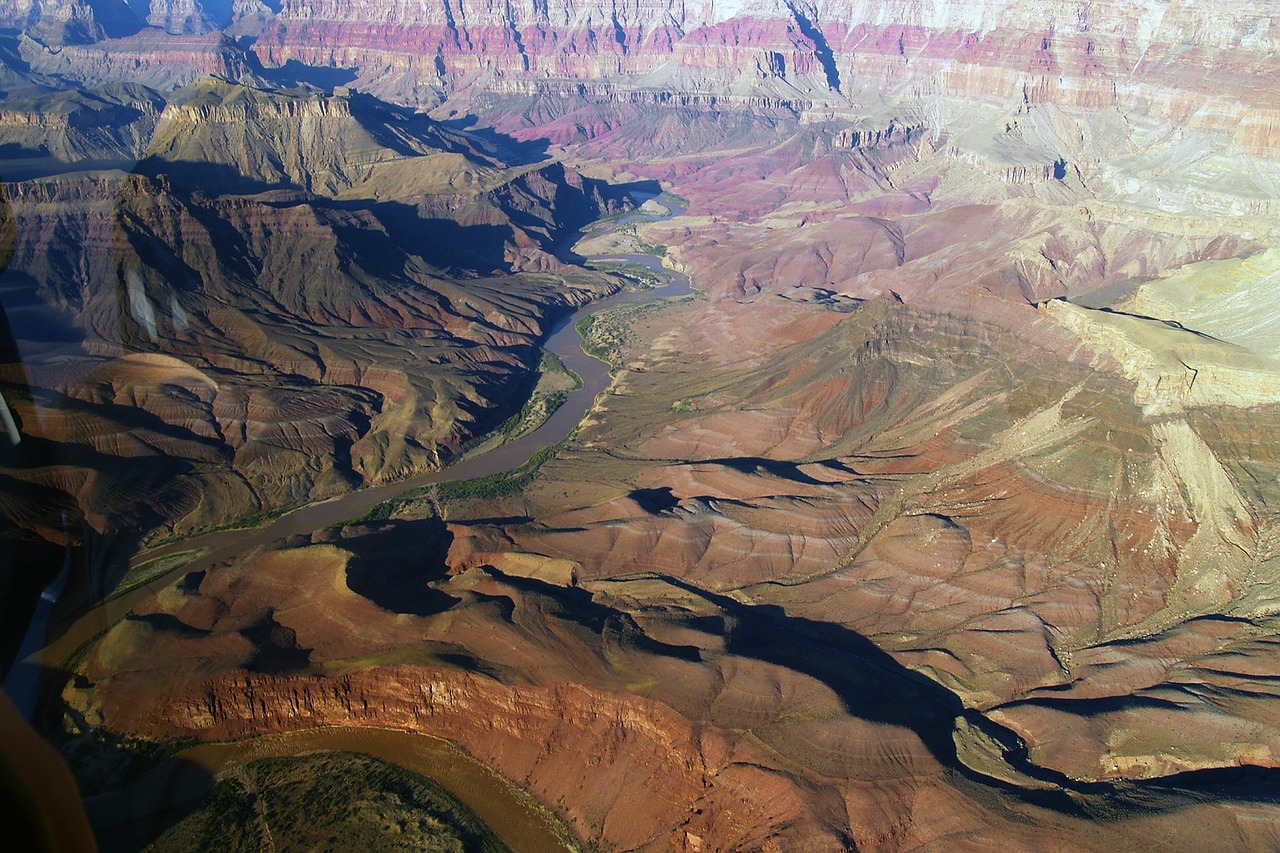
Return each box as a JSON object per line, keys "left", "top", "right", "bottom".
{"left": 87, "top": 727, "right": 578, "bottom": 853}
{"left": 36, "top": 195, "right": 691, "bottom": 665}
{"left": 28, "top": 194, "right": 693, "bottom": 851}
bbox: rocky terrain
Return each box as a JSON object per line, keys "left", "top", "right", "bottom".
{"left": 6, "top": 1, "right": 1280, "bottom": 851}
{"left": 1, "top": 77, "right": 634, "bottom": 549}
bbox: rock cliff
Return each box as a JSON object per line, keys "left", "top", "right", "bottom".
{"left": 0, "top": 79, "right": 629, "bottom": 547}
{"left": 9, "top": 1, "right": 1280, "bottom": 850}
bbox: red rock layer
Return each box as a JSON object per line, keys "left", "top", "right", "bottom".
{"left": 239, "top": 0, "right": 1280, "bottom": 152}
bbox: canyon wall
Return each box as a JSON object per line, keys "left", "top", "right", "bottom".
{"left": 11, "top": 0, "right": 1280, "bottom": 152}
{"left": 10, "top": 2, "right": 1280, "bottom": 850}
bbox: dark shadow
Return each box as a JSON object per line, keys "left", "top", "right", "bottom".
{"left": 87, "top": 751, "right": 216, "bottom": 853}
{"left": 127, "top": 612, "right": 207, "bottom": 638}
{"left": 197, "top": 0, "right": 235, "bottom": 29}
{"left": 548, "top": 176, "right": 664, "bottom": 263}
{"left": 1, "top": 270, "right": 82, "bottom": 346}
{"left": 620, "top": 179, "right": 664, "bottom": 199}
{"left": 438, "top": 115, "right": 552, "bottom": 167}
{"left": 813, "top": 458, "right": 863, "bottom": 475}
{"left": 0, "top": 143, "right": 49, "bottom": 159}
{"left": 154, "top": 191, "right": 261, "bottom": 287}
{"left": 19, "top": 389, "right": 224, "bottom": 460}
{"left": 687, "top": 456, "right": 830, "bottom": 486}
{"left": 240, "top": 610, "right": 312, "bottom": 673}
{"left": 0, "top": 33, "right": 32, "bottom": 73}
{"left": 630, "top": 573, "right": 1280, "bottom": 818}
{"left": 998, "top": 692, "right": 1193, "bottom": 717}
{"left": 13, "top": 662, "right": 212, "bottom": 852}
{"left": 784, "top": 3, "right": 841, "bottom": 91}
{"left": 0, "top": 536, "right": 69, "bottom": 685}
{"left": 0, "top": 156, "right": 140, "bottom": 182}
{"left": 49, "top": 529, "right": 144, "bottom": 633}
{"left": 481, "top": 567, "right": 703, "bottom": 663}
{"left": 342, "top": 517, "right": 460, "bottom": 616}
{"left": 0, "top": 175, "right": 143, "bottom": 682}
{"left": 65, "top": 103, "right": 143, "bottom": 129}
{"left": 628, "top": 487, "right": 681, "bottom": 513}
{"left": 321, "top": 196, "right": 532, "bottom": 276}
{"left": 255, "top": 59, "right": 359, "bottom": 93}
{"left": 347, "top": 94, "right": 494, "bottom": 162}
{"left": 458, "top": 515, "right": 533, "bottom": 526}
{"left": 1052, "top": 297, "right": 1231, "bottom": 344}
{"left": 1100, "top": 613, "right": 1259, "bottom": 648}
{"left": 433, "top": 649, "right": 509, "bottom": 681}
{"left": 86, "top": 0, "right": 147, "bottom": 40}
{"left": 374, "top": 210, "right": 515, "bottom": 275}
{"left": 385, "top": 208, "right": 512, "bottom": 273}
{"left": 0, "top": 185, "right": 57, "bottom": 676}
{"left": 133, "top": 158, "right": 279, "bottom": 195}
{"left": 176, "top": 570, "right": 204, "bottom": 594}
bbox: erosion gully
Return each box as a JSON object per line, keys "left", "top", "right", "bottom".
{"left": 23, "top": 194, "right": 691, "bottom": 852}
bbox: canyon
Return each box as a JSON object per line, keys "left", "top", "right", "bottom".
{"left": 4, "top": 1, "right": 1280, "bottom": 851}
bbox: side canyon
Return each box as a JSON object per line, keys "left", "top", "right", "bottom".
{"left": 4, "top": 1, "right": 1280, "bottom": 850}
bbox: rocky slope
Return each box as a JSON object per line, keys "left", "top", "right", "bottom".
{"left": 9, "top": 1, "right": 1280, "bottom": 850}
{"left": 245, "top": 0, "right": 1280, "bottom": 146}
{"left": 0, "top": 78, "right": 631, "bottom": 562}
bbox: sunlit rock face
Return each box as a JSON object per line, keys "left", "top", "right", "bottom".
{"left": 16, "top": 1, "right": 1280, "bottom": 154}
{"left": 0, "top": 78, "right": 627, "bottom": 547}
{"left": 244, "top": 0, "right": 1280, "bottom": 128}
{"left": 7, "top": 2, "right": 1280, "bottom": 851}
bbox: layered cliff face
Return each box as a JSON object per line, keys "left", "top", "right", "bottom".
{"left": 0, "top": 79, "right": 629, "bottom": 554}
{"left": 487, "top": 292, "right": 1280, "bottom": 784}
{"left": 244, "top": 0, "right": 1280, "bottom": 147}
{"left": 10, "top": 1, "right": 1280, "bottom": 850}
{"left": 0, "top": 0, "right": 108, "bottom": 44}
{"left": 13, "top": 1, "right": 1280, "bottom": 157}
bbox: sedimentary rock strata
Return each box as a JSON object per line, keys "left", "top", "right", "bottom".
{"left": 7, "top": 1, "right": 1280, "bottom": 850}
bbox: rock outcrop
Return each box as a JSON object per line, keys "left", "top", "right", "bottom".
{"left": 0, "top": 79, "right": 628, "bottom": 546}
{"left": 9, "top": 2, "right": 1280, "bottom": 850}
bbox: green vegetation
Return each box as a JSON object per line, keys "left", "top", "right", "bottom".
{"left": 584, "top": 261, "right": 667, "bottom": 290}
{"left": 155, "top": 502, "right": 297, "bottom": 547}
{"left": 609, "top": 222, "right": 668, "bottom": 258}
{"left": 104, "top": 549, "right": 207, "bottom": 604}
{"left": 635, "top": 238, "right": 667, "bottom": 258}
{"left": 582, "top": 207, "right": 637, "bottom": 227}
{"left": 146, "top": 752, "right": 511, "bottom": 853}
{"left": 577, "top": 299, "right": 672, "bottom": 372}
{"left": 353, "top": 496, "right": 403, "bottom": 524}
{"left": 493, "top": 351, "right": 581, "bottom": 441}
{"left": 46, "top": 709, "right": 196, "bottom": 800}
{"left": 498, "top": 389, "right": 568, "bottom": 440}
{"left": 583, "top": 190, "right": 684, "bottom": 228}
{"left": 353, "top": 348, "right": 584, "bottom": 522}
{"left": 358, "top": 435, "right": 570, "bottom": 522}
{"left": 436, "top": 437, "right": 568, "bottom": 505}
{"left": 541, "top": 349, "right": 582, "bottom": 391}
{"left": 575, "top": 315, "right": 612, "bottom": 366}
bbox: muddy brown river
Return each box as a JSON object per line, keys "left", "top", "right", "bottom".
{"left": 87, "top": 727, "right": 576, "bottom": 852}
{"left": 30, "top": 196, "right": 692, "bottom": 850}
{"left": 37, "top": 198, "right": 691, "bottom": 665}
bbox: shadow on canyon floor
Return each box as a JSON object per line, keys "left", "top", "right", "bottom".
{"left": 438, "top": 114, "right": 552, "bottom": 168}
{"left": 254, "top": 59, "right": 358, "bottom": 93}
{"left": 611, "top": 572, "right": 1280, "bottom": 820}
{"left": 341, "top": 517, "right": 460, "bottom": 617}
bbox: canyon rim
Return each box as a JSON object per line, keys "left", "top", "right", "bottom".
{"left": 4, "top": 1, "right": 1280, "bottom": 850}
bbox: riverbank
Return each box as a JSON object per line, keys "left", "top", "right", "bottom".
{"left": 32, "top": 194, "right": 693, "bottom": 669}
{"left": 89, "top": 728, "right": 577, "bottom": 853}
{"left": 27, "top": 190, "right": 695, "bottom": 851}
